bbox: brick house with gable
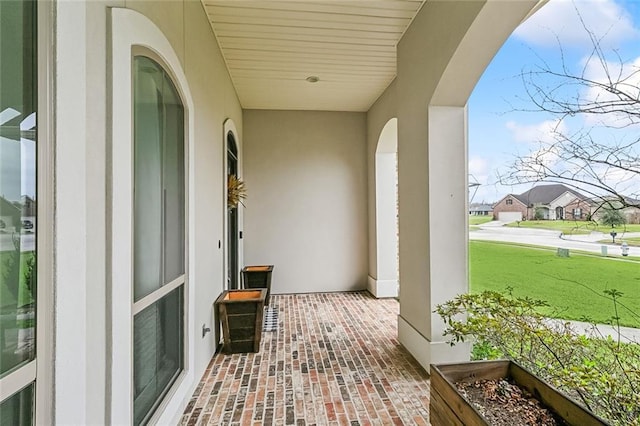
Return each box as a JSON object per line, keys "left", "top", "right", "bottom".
{"left": 493, "top": 184, "right": 591, "bottom": 222}
{"left": 492, "top": 195, "right": 528, "bottom": 222}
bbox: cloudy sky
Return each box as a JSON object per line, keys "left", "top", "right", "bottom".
{"left": 468, "top": 0, "right": 640, "bottom": 204}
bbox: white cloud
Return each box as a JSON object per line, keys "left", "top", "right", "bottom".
{"left": 468, "top": 156, "right": 490, "bottom": 202}
{"left": 505, "top": 119, "right": 567, "bottom": 144}
{"left": 514, "top": 0, "right": 639, "bottom": 48}
{"left": 468, "top": 156, "right": 489, "bottom": 178}
{"left": 581, "top": 55, "right": 640, "bottom": 127}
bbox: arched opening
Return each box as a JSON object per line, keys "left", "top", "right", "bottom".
{"left": 371, "top": 118, "right": 399, "bottom": 298}
{"left": 223, "top": 119, "right": 242, "bottom": 291}
{"left": 555, "top": 206, "right": 564, "bottom": 220}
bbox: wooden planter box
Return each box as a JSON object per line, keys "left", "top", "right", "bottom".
{"left": 241, "top": 265, "right": 274, "bottom": 305}
{"left": 430, "top": 360, "right": 609, "bottom": 426}
{"left": 215, "top": 289, "right": 266, "bottom": 354}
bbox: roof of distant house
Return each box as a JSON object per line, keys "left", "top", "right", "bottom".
{"left": 589, "top": 195, "right": 640, "bottom": 208}
{"left": 469, "top": 203, "right": 493, "bottom": 212}
{"left": 0, "top": 195, "right": 21, "bottom": 216}
{"left": 513, "top": 184, "right": 587, "bottom": 206}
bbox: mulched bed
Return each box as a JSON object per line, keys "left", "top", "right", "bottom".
{"left": 456, "top": 378, "right": 568, "bottom": 426}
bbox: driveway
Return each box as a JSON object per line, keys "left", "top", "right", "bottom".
{"left": 470, "top": 223, "right": 640, "bottom": 258}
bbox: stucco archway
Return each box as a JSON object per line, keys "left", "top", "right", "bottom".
{"left": 395, "top": 0, "right": 545, "bottom": 369}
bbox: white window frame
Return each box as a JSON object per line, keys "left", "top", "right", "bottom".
{"left": 0, "top": 2, "right": 54, "bottom": 423}
{"left": 110, "top": 8, "right": 195, "bottom": 425}
{"left": 36, "top": 0, "right": 54, "bottom": 423}
{"left": 131, "top": 53, "right": 188, "bottom": 425}
{"left": 223, "top": 119, "right": 243, "bottom": 291}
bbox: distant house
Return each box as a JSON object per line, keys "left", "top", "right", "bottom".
{"left": 591, "top": 197, "right": 640, "bottom": 225}
{"left": 493, "top": 184, "right": 591, "bottom": 222}
{"left": 625, "top": 208, "right": 640, "bottom": 224}
{"left": 21, "top": 195, "right": 36, "bottom": 217}
{"left": 469, "top": 203, "right": 493, "bottom": 216}
{"left": 0, "top": 195, "right": 21, "bottom": 232}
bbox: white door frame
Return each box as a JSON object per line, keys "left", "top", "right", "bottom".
{"left": 223, "top": 119, "right": 243, "bottom": 290}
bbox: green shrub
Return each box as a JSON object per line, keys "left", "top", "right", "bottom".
{"left": 435, "top": 288, "right": 640, "bottom": 425}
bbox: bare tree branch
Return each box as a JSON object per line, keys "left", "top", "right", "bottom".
{"left": 499, "top": 12, "right": 640, "bottom": 213}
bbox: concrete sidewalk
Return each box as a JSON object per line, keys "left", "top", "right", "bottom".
{"left": 554, "top": 319, "right": 640, "bottom": 344}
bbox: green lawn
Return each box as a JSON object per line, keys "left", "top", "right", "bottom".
{"left": 470, "top": 240, "right": 640, "bottom": 328}
{"left": 469, "top": 215, "right": 494, "bottom": 226}
{"left": 506, "top": 220, "right": 640, "bottom": 235}
{"left": 0, "top": 251, "right": 35, "bottom": 309}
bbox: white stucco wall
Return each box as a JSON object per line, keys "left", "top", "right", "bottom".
{"left": 54, "top": 1, "right": 242, "bottom": 424}
{"left": 243, "top": 110, "right": 368, "bottom": 295}
{"left": 366, "top": 80, "right": 397, "bottom": 280}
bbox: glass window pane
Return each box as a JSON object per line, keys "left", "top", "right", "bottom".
{"left": 162, "top": 79, "right": 184, "bottom": 284}
{"left": 133, "top": 56, "right": 184, "bottom": 301}
{"left": 0, "top": 383, "right": 33, "bottom": 425}
{"left": 133, "top": 56, "right": 185, "bottom": 424}
{"left": 133, "top": 286, "right": 183, "bottom": 425}
{"left": 0, "top": 0, "right": 37, "bottom": 379}
{"left": 133, "top": 57, "right": 163, "bottom": 301}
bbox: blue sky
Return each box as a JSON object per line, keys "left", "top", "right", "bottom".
{"left": 469, "top": 0, "right": 640, "bottom": 204}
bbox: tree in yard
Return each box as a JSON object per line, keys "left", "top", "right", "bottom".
{"left": 499, "top": 9, "right": 640, "bottom": 218}
{"left": 533, "top": 207, "right": 545, "bottom": 220}
{"left": 600, "top": 205, "right": 626, "bottom": 228}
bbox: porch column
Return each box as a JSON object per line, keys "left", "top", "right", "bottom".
{"left": 395, "top": 103, "right": 471, "bottom": 368}
{"left": 55, "top": 1, "right": 108, "bottom": 423}
{"left": 425, "top": 105, "right": 471, "bottom": 361}
{"left": 395, "top": 0, "right": 542, "bottom": 370}
{"left": 395, "top": 1, "right": 481, "bottom": 371}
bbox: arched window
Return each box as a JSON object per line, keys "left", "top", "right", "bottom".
{"left": 132, "top": 55, "right": 185, "bottom": 425}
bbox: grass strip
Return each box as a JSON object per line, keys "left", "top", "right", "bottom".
{"left": 470, "top": 240, "right": 640, "bottom": 328}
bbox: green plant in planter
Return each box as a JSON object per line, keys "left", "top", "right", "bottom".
{"left": 435, "top": 288, "right": 640, "bottom": 425}
{"left": 227, "top": 175, "right": 247, "bottom": 209}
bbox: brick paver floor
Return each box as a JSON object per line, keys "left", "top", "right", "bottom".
{"left": 181, "top": 291, "right": 430, "bottom": 425}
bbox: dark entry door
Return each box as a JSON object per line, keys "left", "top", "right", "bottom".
{"left": 227, "top": 133, "right": 239, "bottom": 289}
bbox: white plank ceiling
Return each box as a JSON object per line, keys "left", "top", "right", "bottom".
{"left": 202, "top": 1, "right": 426, "bottom": 111}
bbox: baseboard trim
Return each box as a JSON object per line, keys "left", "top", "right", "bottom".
{"left": 367, "top": 276, "right": 398, "bottom": 298}
{"left": 397, "top": 315, "right": 470, "bottom": 372}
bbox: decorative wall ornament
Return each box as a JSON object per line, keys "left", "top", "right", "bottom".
{"left": 227, "top": 174, "right": 246, "bottom": 209}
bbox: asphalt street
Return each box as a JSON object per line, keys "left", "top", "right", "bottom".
{"left": 470, "top": 221, "right": 640, "bottom": 257}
